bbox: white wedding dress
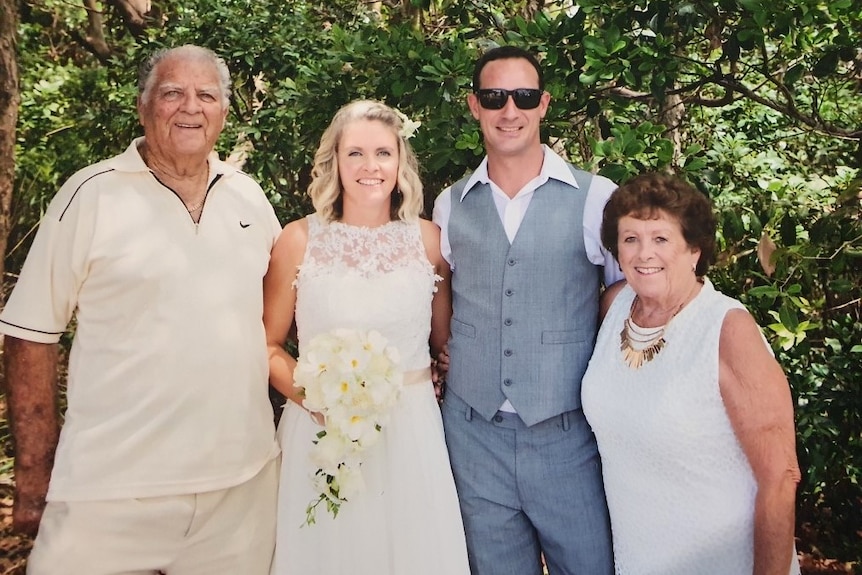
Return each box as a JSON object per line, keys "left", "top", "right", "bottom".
{"left": 271, "top": 214, "right": 470, "bottom": 575}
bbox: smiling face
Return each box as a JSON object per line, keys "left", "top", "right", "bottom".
{"left": 467, "top": 57, "right": 550, "bottom": 160}
{"left": 617, "top": 210, "right": 702, "bottom": 303}
{"left": 137, "top": 54, "right": 228, "bottom": 166}
{"left": 337, "top": 118, "right": 400, "bottom": 212}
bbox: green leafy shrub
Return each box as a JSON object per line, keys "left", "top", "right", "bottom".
{"left": 9, "top": 0, "right": 862, "bottom": 561}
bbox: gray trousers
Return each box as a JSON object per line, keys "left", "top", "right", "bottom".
{"left": 442, "top": 391, "right": 614, "bottom": 575}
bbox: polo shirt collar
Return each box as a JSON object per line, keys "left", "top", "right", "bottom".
{"left": 111, "top": 136, "right": 237, "bottom": 179}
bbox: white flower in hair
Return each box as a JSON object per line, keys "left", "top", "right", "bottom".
{"left": 395, "top": 109, "right": 421, "bottom": 140}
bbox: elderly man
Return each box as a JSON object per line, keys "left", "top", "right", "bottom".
{"left": 1, "top": 45, "right": 281, "bottom": 574}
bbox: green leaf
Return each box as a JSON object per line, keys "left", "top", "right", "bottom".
{"left": 812, "top": 50, "right": 839, "bottom": 78}
{"left": 783, "top": 64, "right": 804, "bottom": 87}
{"left": 779, "top": 303, "right": 799, "bottom": 332}
{"left": 655, "top": 139, "right": 675, "bottom": 163}
{"left": 748, "top": 285, "right": 781, "bottom": 298}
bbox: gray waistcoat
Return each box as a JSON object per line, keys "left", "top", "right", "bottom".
{"left": 447, "top": 166, "right": 600, "bottom": 426}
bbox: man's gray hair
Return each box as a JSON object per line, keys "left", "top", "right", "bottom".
{"left": 138, "top": 45, "right": 231, "bottom": 107}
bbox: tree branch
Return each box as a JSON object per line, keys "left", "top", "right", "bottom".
{"left": 80, "top": 0, "right": 111, "bottom": 62}
{"left": 714, "top": 75, "right": 862, "bottom": 140}
{"left": 600, "top": 71, "right": 862, "bottom": 141}
{"left": 105, "top": 0, "right": 154, "bottom": 36}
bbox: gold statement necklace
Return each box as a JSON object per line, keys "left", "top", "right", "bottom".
{"left": 619, "top": 289, "right": 695, "bottom": 369}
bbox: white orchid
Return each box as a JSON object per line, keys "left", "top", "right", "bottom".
{"left": 309, "top": 428, "right": 353, "bottom": 475}
{"left": 394, "top": 109, "right": 421, "bottom": 140}
{"left": 332, "top": 462, "right": 365, "bottom": 501}
{"left": 295, "top": 329, "right": 402, "bottom": 525}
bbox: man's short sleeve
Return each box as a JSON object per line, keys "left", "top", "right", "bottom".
{"left": 583, "top": 174, "right": 624, "bottom": 287}
{"left": 432, "top": 186, "right": 454, "bottom": 270}
{"left": 0, "top": 180, "right": 95, "bottom": 343}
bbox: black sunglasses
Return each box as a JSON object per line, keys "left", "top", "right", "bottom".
{"left": 474, "top": 88, "right": 543, "bottom": 110}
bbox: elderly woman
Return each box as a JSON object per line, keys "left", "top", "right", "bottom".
{"left": 581, "top": 172, "right": 801, "bottom": 575}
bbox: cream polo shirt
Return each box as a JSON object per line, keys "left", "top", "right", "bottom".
{"left": 0, "top": 138, "right": 282, "bottom": 501}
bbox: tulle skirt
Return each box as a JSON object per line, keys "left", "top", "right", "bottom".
{"left": 271, "top": 380, "right": 470, "bottom": 575}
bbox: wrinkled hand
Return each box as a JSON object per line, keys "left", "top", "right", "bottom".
{"left": 432, "top": 345, "right": 450, "bottom": 403}
{"left": 13, "top": 488, "right": 46, "bottom": 536}
{"left": 436, "top": 345, "right": 450, "bottom": 375}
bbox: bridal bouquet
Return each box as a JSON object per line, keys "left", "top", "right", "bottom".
{"left": 294, "top": 328, "right": 403, "bottom": 525}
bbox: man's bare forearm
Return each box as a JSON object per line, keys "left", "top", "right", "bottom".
{"left": 3, "top": 336, "right": 61, "bottom": 534}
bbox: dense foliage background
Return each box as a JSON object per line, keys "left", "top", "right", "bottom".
{"left": 1, "top": 0, "right": 860, "bottom": 569}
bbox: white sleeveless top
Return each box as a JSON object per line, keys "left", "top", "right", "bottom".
{"left": 581, "top": 279, "right": 800, "bottom": 575}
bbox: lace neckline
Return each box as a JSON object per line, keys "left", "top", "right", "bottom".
{"left": 330, "top": 218, "right": 400, "bottom": 231}
{"left": 296, "top": 213, "right": 434, "bottom": 282}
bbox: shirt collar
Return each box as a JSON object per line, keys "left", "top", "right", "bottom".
{"left": 459, "top": 145, "right": 580, "bottom": 201}
{"left": 111, "top": 136, "right": 236, "bottom": 179}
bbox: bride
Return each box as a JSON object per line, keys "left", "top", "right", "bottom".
{"left": 263, "top": 100, "right": 470, "bottom": 574}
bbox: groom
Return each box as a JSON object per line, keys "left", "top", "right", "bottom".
{"left": 433, "top": 46, "right": 620, "bottom": 574}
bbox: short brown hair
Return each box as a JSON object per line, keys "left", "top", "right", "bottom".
{"left": 472, "top": 46, "right": 544, "bottom": 91}
{"left": 601, "top": 172, "right": 716, "bottom": 276}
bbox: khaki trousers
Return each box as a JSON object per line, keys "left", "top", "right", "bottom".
{"left": 27, "top": 457, "right": 278, "bottom": 575}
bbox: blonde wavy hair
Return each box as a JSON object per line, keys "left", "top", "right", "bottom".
{"left": 308, "top": 100, "right": 424, "bottom": 222}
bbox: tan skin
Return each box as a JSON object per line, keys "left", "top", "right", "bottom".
{"left": 136, "top": 53, "right": 228, "bottom": 222}
{"left": 264, "top": 118, "right": 451, "bottom": 421}
{"left": 5, "top": 53, "right": 231, "bottom": 535}
{"left": 466, "top": 57, "right": 551, "bottom": 199}
{"left": 602, "top": 212, "right": 801, "bottom": 574}
{"left": 4, "top": 337, "right": 60, "bottom": 535}
{"left": 719, "top": 309, "right": 801, "bottom": 575}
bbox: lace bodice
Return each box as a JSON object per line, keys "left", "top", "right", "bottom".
{"left": 294, "top": 214, "right": 440, "bottom": 372}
